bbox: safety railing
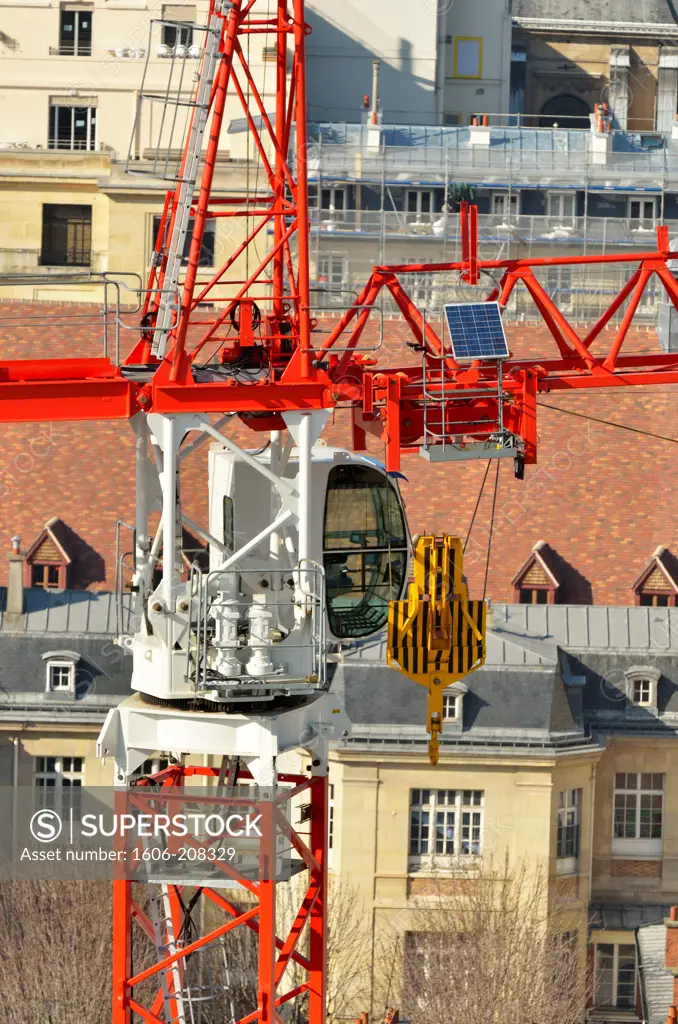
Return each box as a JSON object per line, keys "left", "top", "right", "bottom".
{"left": 186, "top": 563, "right": 328, "bottom": 696}
{"left": 0, "top": 272, "right": 181, "bottom": 365}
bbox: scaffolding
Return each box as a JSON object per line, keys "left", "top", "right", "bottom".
{"left": 304, "top": 123, "right": 678, "bottom": 326}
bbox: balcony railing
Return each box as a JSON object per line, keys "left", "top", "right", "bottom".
{"left": 310, "top": 210, "right": 678, "bottom": 251}
{"left": 48, "top": 44, "right": 92, "bottom": 57}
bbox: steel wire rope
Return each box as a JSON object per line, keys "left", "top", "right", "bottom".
{"left": 483, "top": 459, "right": 500, "bottom": 601}
{"left": 464, "top": 459, "right": 492, "bottom": 553}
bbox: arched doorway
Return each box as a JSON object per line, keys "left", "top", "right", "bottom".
{"left": 540, "top": 95, "right": 590, "bottom": 129}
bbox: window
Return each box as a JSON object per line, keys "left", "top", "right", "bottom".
{"left": 632, "top": 678, "right": 651, "bottom": 705}
{"left": 639, "top": 591, "right": 670, "bottom": 607}
{"left": 556, "top": 789, "right": 580, "bottom": 867}
{"left": 320, "top": 186, "right": 347, "bottom": 223}
{"left": 519, "top": 587, "right": 549, "bottom": 605}
{"left": 409, "top": 269, "right": 435, "bottom": 308}
{"left": 323, "top": 464, "right": 408, "bottom": 639}
{"left": 152, "top": 215, "right": 215, "bottom": 267}
{"left": 443, "top": 112, "right": 462, "bottom": 126}
{"left": 328, "top": 783, "right": 335, "bottom": 850}
{"left": 131, "top": 757, "right": 169, "bottom": 779}
{"left": 406, "top": 190, "right": 434, "bottom": 221}
{"left": 47, "top": 660, "right": 75, "bottom": 693}
{"left": 316, "top": 253, "right": 348, "bottom": 306}
{"left": 409, "top": 789, "right": 483, "bottom": 862}
{"left": 41, "top": 205, "right": 92, "bottom": 267}
{"left": 491, "top": 192, "right": 518, "bottom": 221}
{"left": 453, "top": 37, "right": 482, "bottom": 79}
{"left": 48, "top": 103, "right": 97, "bottom": 151}
{"left": 161, "top": 4, "right": 196, "bottom": 48}
{"left": 545, "top": 266, "right": 573, "bottom": 314}
{"left": 628, "top": 197, "right": 657, "bottom": 231}
{"left": 595, "top": 944, "right": 636, "bottom": 1009}
{"left": 614, "top": 772, "right": 663, "bottom": 840}
{"left": 32, "top": 563, "right": 61, "bottom": 589}
{"left": 442, "top": 692, "right": 459, "bottom": 721}
{"left": 58, "top": 8, "right": 92, "bottom": 56}
{"left": 34, "top": 755, "right": 84, "bottom": 814}
{"left": 546, "top": 192, "right": 576, "bottom": 224}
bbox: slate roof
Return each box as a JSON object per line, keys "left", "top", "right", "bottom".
{"left": 334, "top": 604, "right": 678, "bottom": 752}
{"left": 0, "top": 304, "right": 676, "bottom": 607}
{"left": 513, "top": 0, "right": 678, "bottom": 26}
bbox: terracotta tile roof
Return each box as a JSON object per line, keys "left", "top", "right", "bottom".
{"left": 0, "top": 302, "right": 675, "bottom": 605}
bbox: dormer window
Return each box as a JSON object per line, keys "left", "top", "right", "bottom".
{"left": 48, "top": 661, "right": 75, "bottom": 692}
{"left": 625, "top": 666, "right": 660, "bottom": 710}
{"left": 512, "top": 541, "right": 560, "bottom": 605}
{"left": 24, "top": 517, "right": 73, "bottom": 590}
{"left": 443, "top": 692, "right": 459, "bottom": 721}
{"left": 442, "top": 682, "right": 467, "bottom": 722}
{"left": 632, "top": 679, "right": 651, "bottom": 705}
{"left": 42, "top": 650, "right": 81, "bottom": 695}
{"left": 633, "top": 547, "right": 678, "bottom": 607}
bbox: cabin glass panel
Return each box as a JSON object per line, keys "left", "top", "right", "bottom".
{"left": 323, "top": 464, "right": 408, "bottom": 638}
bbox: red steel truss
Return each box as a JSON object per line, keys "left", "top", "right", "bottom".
{"left": 2, "top": 205, "right": 678, "bottom": 469}
{"left": 113, "top": 764, "right": 328, "bottom": 1024}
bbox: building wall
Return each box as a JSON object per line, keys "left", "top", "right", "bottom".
{"left": 440, "top": 0, "right": 512, "bottom": 123}
{"left": 0, "top": 151, "right": 254, "bottom": 298}
{"left": 515, "top": 31, "right": 662, "bottom": 130}
{"left": 305, "top": 0, "right": 511, "bottom": 125}
{"left": 592, "top": 735, "right": 678, "bottom": 900}
{"left": 0, "top": 0, "right": 278, "bottom": 161}
{"left": 305, "top": 1, "right": 439, "bottom": 123}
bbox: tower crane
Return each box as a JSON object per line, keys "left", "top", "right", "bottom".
{"left": 3, "top": 2, "right": 678, "bottom": 1021}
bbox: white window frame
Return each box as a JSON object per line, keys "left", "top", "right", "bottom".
{"left": 556, "top": 788, "right": 580, "bottom": 874}
{"left": 491, "top": 191, "right": 518, "bottom": 222}
{"left": 45, "top": 659, "right": 76, "bottom": 694}
{"left": 594, "top": 942, "right": 637, "bottom": 1010}
{"left": 409, "top": 788, "right": 483, "bottom": 871}
{"left": 625, "top": 666, "right": 659, "bottom": 708}
{"left": 34, "top": 755, "right": 84, "bottom": 815}
{"left": 48, "top": 104, "right": 98, "bottom": 152}
{"left": 546, "top": 191, "right": 576, "bottom": 225}
{"left": 442, "top": 691, "right": 459, "bottom": 721}
{"left": 627, "top": 195, "right": 657, "bottom": 231}
{"left": 59, "top": 8, "right": 93, "bottom": 57}
{"left": 316, "top": 252, "right": 347, "bottom": 304}
{"left": 319, "top": 185, "right": 347, "bottom": 223}
{"left": 612, "top": 771, "right": 664, "bottom": 856}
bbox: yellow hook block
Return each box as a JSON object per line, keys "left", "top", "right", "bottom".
{"left": 387, "top": 535, "right": 487, "bottom": 765}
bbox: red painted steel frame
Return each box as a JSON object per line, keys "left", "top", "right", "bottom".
{"left": 112, "top": 764, "right": 328, "bottom": 1024}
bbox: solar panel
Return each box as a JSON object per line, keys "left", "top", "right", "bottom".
{"left": 443, "top": 302, "right": 509, "bottom": 361}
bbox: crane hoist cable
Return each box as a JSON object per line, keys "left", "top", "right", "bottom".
{"left": 464, "top": 459, "right": 492, "bottom": 553}
{"left": 483, "top": 459, "right": 500, "bottom": 601}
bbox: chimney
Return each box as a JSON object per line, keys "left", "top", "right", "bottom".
{"left": 370, "top": 61, "right": 380, "bottom": 125}
{"left": 7, "top": 535, "right": 24, "bottom": 617}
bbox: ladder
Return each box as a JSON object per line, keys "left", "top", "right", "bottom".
{"left": 149, "top": 885, "right": 188, "bottom": 1023}
{"left": 152, "top": 3, "right": 227, "bottom": 359}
